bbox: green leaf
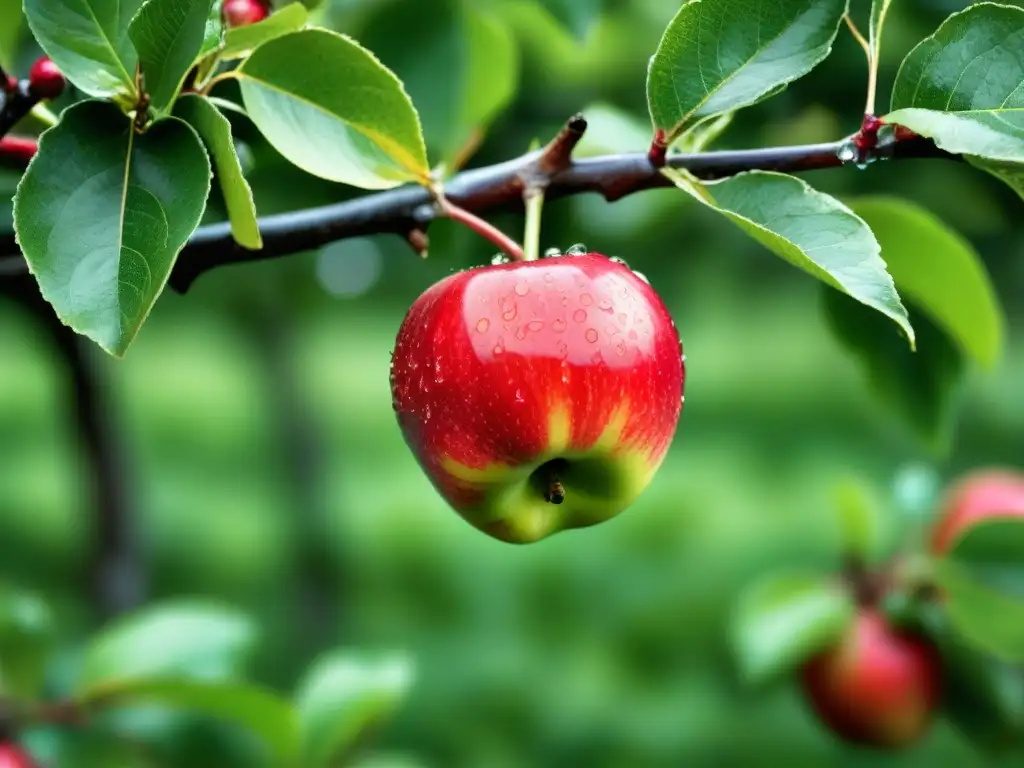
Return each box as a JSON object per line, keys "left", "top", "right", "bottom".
{"left": 199, "top": 0, "right": 225, "bottom": 59}
{"left": 75, "top": 600, "right": 256, "bottom": 694}
{"left": 664, "top": 168, "right": 914, "bottom": 344}
{"left": 0, "top": 585, "right": 54, "bottom": 699}
{"left": 130, "top": 0, "right": 215, "bottom": 113}
{"left": 86, "top": 679, "right": 301, "bottom": 764}
{"left": 846, "top": 196, "right": 1004, "bottom": 369}
{"left": 175, "top": 94, "right": 261, "bottom": 249}
{"left": 869, "top": 0, "right": 893, "bottom": 64}
{"left": 535, "top": 0, "right": 603, "bottom": 40}
{"left": 221, "top": 1, "right": 307, "bottom": 60}
{"left": 296, "top": 650, "right": 415, "bottom": 767}
{"left": 14, "top": 101, "right": 211, "bottom": 356}
{"left": 946, "top": 518, "right": 1024, "bottom": 599}
{"left": 730, "top": 571, "right": 854, "bottom": 687}
{"left": 647, "top": 0, "right": 846, "bottom": 144}
{"left": 832, "top": 477, "right": 885, "bottom": 563}
{"left": 886, "top": 3, "right": 1024, "bottom": 200}
{"left": 935, "top": 559, "right": 1024, "bottom": 663}
{"left": 678, "top": 112, "right": 735, "bottom": 153}
{"left": 235, "top": 28, "right": 429, "bottom": 189}
{"left": 352, "top": 0, "right": 518, "bottom": 168}
{"left": 24, "top": 0, "right": 143, "bottom": 99}
{"left": 823, "top": 289, "right": 965, "bottom": 452}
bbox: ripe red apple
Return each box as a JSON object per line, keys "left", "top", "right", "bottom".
{"left": 223, "top": 0, "right": 269, "bottom": 27}
{"left": 389, "top": 251, "right": 685, "bottom": 544}
{"left": 930, "top": 469, "right": 1024, "bottom": 555}
{"left": 800, "top": 609, "right": 941, "bottom": 748}
{"left": 0, "top": 743, "right": 36, "bottom": 768}
{"left": 27, "top": 56, "right": 65, "bottom": 100}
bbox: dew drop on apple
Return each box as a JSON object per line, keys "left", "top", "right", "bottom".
{"left": 493, "top": 340, "right": 505, "bottom": 355}
{"left": 476, "top": 318, "right": 490, "bottom": 333}
{"left": 585, "top": 328, "right": 599, "bottom": 343}
{"left": 551, "top": 318, "right": 566, "bottom": 333}
{"left": 573, "top": 309, "right": 587, "bottom": 323}
{"left": 543, "top": 247, "right": 562, "bottom": 258}
{"left": 615, "top": 341, "right": 627, "bottom": 356}
{"left": 491, "top": 253, "right": 510, "bottom": 265}
{"left": 514, "top": 280, "right": 529, "bottom": 296}
{"left": 598, "top": 299, "right": 613, "bottom": 314}
{"left": 580, "top": 293, "right": 593, "bottom": 306}
{"left": 502, "top": 303, "right": 518, "bottom": 321}
{"left": 515, "top": 325, "right": 527, "bottom": 340}
{"left": 609, "top": 256, "right": 629, "bottom": 266}
{"left": 633, "top": 271, "right": 650, "bottom": 284}
{"left": 557, "top": 342, "right": 568, "bottom": 361}
{"left": 514, "top": 389, "right": 524, "bottom": 404}
{"left": 527, "top": 320, "right": 544, "bottom": 333}
{"left": 565, "top": 243, "right": 587, "bottom": 256}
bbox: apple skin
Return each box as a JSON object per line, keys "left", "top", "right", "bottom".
{"left": 0, "top": 743, "right": 36, "bottom": 768}
{"left": 222, "top": 0, "right": 268, "bottom": 27}
{"left": 930, "top": 469, "right": 1024, "bottom": 555}
{"left": 389, "top": 252, "right": 685, "bottom": 544}
{"left": 801, "top": 609, "right": 942, "bottom": 749}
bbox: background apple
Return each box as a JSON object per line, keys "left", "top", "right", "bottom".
{"left": 0, "top": 743, "right": 35, "bottom": 768}
{"left": 222, "top": 0, "right": 268, "bottom": 27}
{"left": 389, "top": 251, "right": 685, "bottom": 544}
{"left": 800, "top": 609, "right": 942, "bottom": 749}
{"left": 930, "top": 469, "right": 1024, "bottom": 555}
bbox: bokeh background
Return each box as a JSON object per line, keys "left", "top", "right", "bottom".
{"left": 2, "top": 0, "right": 1024, "bottom": 765}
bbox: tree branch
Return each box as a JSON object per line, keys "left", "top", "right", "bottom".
{"left": 0, "top": 134, "right": 957, "bottom": 292}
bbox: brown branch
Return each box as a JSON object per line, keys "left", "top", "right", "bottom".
{"left": 0, "top": 134, "right": 958, "bottom": 292}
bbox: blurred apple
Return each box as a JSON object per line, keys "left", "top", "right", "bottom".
{"left": 930, "top": 469, "right": 1024, "bottom": 554}
{"left": 390, "top": 251, "right": 685, "bottom": 543}
{"left": 0, "top": 742, "right": 36, "bottom": 768}
{"left": 801, "top": 609, "right": 941, "bottom": 748}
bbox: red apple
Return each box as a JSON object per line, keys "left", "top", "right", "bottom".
{"left": 0, "top": 743, "right": 36, "bottom": 768}
{"left": 27, "top": 56, "right": 65, "bottom": 101}
{"left": 930, "top": 469, "right": 1024, "bottom": 555}
{"left": 801, "top": 609, "right": 941, "bottom": 748}
{"left": 389, "top": 251, "right": 685, "bottom": 543}
{"left": 223, "top": 0, "right": 269, "bottom": 27}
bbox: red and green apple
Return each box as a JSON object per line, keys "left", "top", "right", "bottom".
{"left": 801, "top": 609, "right": 941, "bottom": 748}
{"left": 389, "top": 251, "right": 685, "bottom": 544}
{"left": 930, "top": 468, "right": 1024, "bottom": 555}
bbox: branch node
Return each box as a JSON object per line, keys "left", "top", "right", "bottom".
{"left": 405, "top": 227, "right": 429, "bottom": 258}
{"left": 648, "top": 129, "right": 668, "bottom": 168}
{"left": 536, "top": 113, "right": 588, "bottom": 177}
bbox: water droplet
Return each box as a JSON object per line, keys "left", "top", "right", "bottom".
{"left": 476, "top": 318, "right": 490, "bottom": 333}
{"left": 573, "top": 309, "right": 587, "bottom": 323}
{"left": 543, "top": 247, "right": 563, "bottom": 258}
{"left": 590, "top": 351, "right": 603, "bottom": 364}
{"left": 514, "top": 280, "right": 529, "bottom": 296}
{"left": 585, "top": 328, "right": 598, "bottom": 343}
{"left": 424, "top": 404, "right": 432, "bottom": 420}
{"left": 527, "top": 320, "right": 544, "bottom": 332}
{"left": 491, "top": 253, "right": 511, "bottom": 265}
{"left": 633, "top": 271, "right": 650, "bottom": 284}
{"left": 557, "top": 342, "right": 568, "bottom": 361}
{"left": 515, "top": 326, "right": 527, "bottom": 340}
{"left": 514, "top": 389, "right": 524, "bottom": 403}
{"left": 552, "top": 318, "right": 567, "bottom": 333}
{"left": 609, "top": 256, "right": 629, "bottom": 266}
{"left": 680, "top": 395, "right": 686, "bottom": 406}
{"left": 580, "top": 293, "right": 593, "bottom": 306}
{"left": 502, "top": 304, "right": 518, "bottom": 321}
{"left": 598, "top": 299, "right": 614, "bottom": 314}
{"left": 493, "top": 341, "right": 505, "bottom": 355}
{"left": 565, "top": 243, "right": 588, "bottom": 256}
{"left": 615, "top": 341, "right": 627, "bottom": 356}
{"left": 836, "top": 141, "right": 858, "bottom": 164}
{"left": 543, "top": 272, "right": 554, "bottom": 282}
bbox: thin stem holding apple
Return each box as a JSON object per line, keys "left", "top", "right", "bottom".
{"left": 431, "top": 184, "right": 525, "bottom": 261}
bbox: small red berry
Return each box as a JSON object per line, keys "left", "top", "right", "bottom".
{"left": 28, "top": 56, "right": 65, "bottom": 100}
{"left": 0, "top": 742, "right": 37, "bottom": 768}
{"left": 223, "top": 0, "right": 269, "bottom": 27}
{"left": 4, "top": 75, "right": 16, "bottom": 93}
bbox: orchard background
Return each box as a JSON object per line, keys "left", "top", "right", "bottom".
{"left": 0, "top": 0, "right": 1022, "bottom": 765}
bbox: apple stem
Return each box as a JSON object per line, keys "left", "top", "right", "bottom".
{"left": 522, "top": 189, "right": 544, "bottom": 262}
{"left": 432, "top": 187, "right": 526, "bottom": 261}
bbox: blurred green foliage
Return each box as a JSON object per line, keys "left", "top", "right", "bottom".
{"left": 2, "top": 0, "right": 1024, "bottom": 765}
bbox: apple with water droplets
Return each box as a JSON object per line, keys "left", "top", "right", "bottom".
{"left": 389, "top": 250, "right": 685, "bottom": 543}
{"left": 929, "top": 468, "right": 1024, "bottom": 555}
{"left": 801, "top": 609, "right": 941, "bottom": 749}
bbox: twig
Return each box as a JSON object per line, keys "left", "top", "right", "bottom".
{"left": 0, "top": 134, "right": 958, "bottom": 291}
{"left": 8, "top": 277, "right": 146, "bottom": 619}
